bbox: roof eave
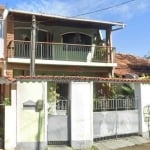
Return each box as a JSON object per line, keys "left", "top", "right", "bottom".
{"left": 8, "top": 8, "right": 125, "bottom": 28}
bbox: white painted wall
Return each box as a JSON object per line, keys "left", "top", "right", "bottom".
{"left": 70, "top": 81, "right": 93, "bottom": 149}
{"left": 16, "top": 81, "right": 47, "bottom": 149}
{"left": 135, "top": 83, "right": 150, "bottom": 138}
{"left": 5, "top": 90, "right": 17, "bottom": 150}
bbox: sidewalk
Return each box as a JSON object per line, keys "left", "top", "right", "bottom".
{"left": 47, "top": 136, "right": 150, "bottom": 150}
{"left": 94, "top": 136, "right": 150, "bottom": 150}
{"left": 116, "top": 143, "right": 150, "bottom": 150}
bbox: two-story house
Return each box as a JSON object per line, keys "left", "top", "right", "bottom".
{"left": 0, "top": 5, "right": 128, "bottom": 150}
{"left": 0, "top": 6, "right": 124, "bottom": 78}
{"left": 0, "top": 6, "right": 125, "bottom": 115}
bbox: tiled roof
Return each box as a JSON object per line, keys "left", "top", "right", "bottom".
{"left": 115, "top": 53, "right": 150, "bottom": 76}
{"left": 15, "top": 75, "right": 150, "bottom": 83}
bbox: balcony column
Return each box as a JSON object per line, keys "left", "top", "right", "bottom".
{"left": 106, "top": 27, "right": 112, "bottom": 62}
{"left": 106, "top": 27, "right": 114, "bottom": 76}
{"left": 106, "top": 27, "right": 112, "bottom": 47}
{"left": 30, "top": 15, "right": 36, "bottom": 76}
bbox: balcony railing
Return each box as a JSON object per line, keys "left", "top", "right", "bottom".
{"left": 8, "top": 40, "right": 115, "bottom": 63}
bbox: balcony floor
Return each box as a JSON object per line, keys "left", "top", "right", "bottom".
{"left": 7, "top": 58, "right": 117, "bottom": 67}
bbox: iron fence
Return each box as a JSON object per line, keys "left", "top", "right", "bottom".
{"left": 93, "top": 98, "right": 137, "bottom": 111}
{"left": 56, "top": 99, "right": 68, "bottom": 110}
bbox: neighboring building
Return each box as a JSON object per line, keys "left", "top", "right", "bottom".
{"left": 115, "top": 53, "right": 150, "bottom": 77}
{"left": 0, "top": 6, "right": 124, "bottom": 78}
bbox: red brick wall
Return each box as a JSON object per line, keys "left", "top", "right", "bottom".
{"left": 6, "top": 15, "right": 14, "bottom": 58}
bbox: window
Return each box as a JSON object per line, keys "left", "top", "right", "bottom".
{"left": 63, "top": 33, "right": 91, "bottom": 45}
{"left": 62, "top": 33, "right": 91, "bottom": 52}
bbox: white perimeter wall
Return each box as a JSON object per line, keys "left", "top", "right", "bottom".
{"left": 5, "top": 90, "right": 17, "bottom": 150}
{"left": 135, "top": 83, "right": 150, "bottom": 138}
{"left": 16, "top": 81, "right": 47, "bottom": 148}
{"left": 70, "top": 81, "right": 93, "bottom": 149}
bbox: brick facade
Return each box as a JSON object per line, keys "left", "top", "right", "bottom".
{"left": 6, "top": 15, "right": 14, "bottom": 58}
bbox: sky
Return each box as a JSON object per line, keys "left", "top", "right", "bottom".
{"left": 1, "top": 0, "right": 150, "bottom": 57}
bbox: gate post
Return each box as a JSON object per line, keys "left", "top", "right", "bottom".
{"left": 70, "top": 81, "right": 93, "bottom": 149}
{"left": 134, "top": 83, "right": 150, "bottom": 138}
{"left": 5, "top": 89, "right": 17, "bottom": 150}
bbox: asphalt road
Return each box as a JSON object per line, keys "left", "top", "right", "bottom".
{"left": 116, "top": 143, "right": 150, "bottom": 150}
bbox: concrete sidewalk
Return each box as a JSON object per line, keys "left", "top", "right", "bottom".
{"left": 47, "top": 136, "right": 150, "bottom": 150}
{"left": 94, "top": 136, "right": 150, "bottom": 150}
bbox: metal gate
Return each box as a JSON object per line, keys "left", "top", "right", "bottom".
{"left": 93, "top": 98, "right": 139, "bottom": 141}
{"left": 47, "top": 82, "right": 70, "bottom": 145}
{"left": 47, "top": 99, "right": 70, "bottom": 145}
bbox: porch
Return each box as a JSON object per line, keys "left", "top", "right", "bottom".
{"left": 8, "top": 40, "right": 115, "bottom": 63}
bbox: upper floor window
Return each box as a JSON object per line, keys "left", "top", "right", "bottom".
{"left": 0, "top": 21, "right": 3, "bottom": 38}
{"left": 62, "top": 33, "right": 91, "bottom": 45}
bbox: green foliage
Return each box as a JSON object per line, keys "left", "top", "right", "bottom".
{"left": 89, "top": 145, "right": 99, "bottom": 150}
{"left": 47, "top": 82, "right": 60, "bottom": 114}
{"left": 121, "top": 84, "right": 134, "bottom": 97}
{"left": 94, "top": 83, "right": 134, "bottom": 99}
{"left": 47, "top": 82, "right": 60, "bottom": 102}
{"left": 111, "top": 83, "right": 134, "bottom": 98}
{"left": 4, "top": 97, "right": 11, "bottom": 106}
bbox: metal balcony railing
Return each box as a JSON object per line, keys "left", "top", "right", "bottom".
{"left": 8, "top": 40, "right": 115, "bottom": 63}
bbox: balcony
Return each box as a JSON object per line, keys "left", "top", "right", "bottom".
{"left": 8, "top": 40, "right": 115, "bottom": 63}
